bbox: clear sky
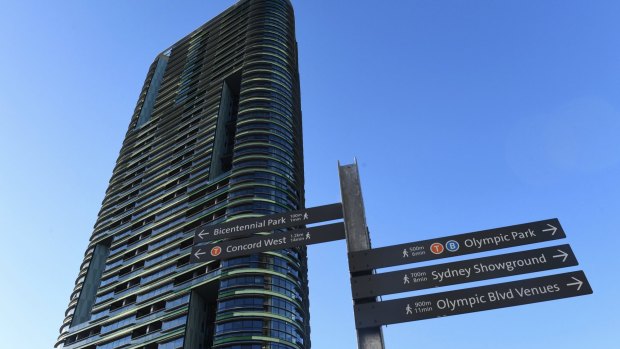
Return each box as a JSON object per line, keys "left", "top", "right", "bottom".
{"left": 1, "top": 0, "right": 618, "bottom": 348}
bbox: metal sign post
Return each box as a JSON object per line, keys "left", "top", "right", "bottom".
{"left": 184, "top": 159, "right": 592, "bottom": 347}
{"left": 339, "top": 161, "right": 386, "bottom": 349}
{"left": 339, "top": 161, "right": 591, "bottom": 346}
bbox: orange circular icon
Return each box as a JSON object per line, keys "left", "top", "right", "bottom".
{"left": 430, "top": 243, "right": 444, "bottom": 255}
{"left": 210, "top": 246, "right": 222, "bottom": 257}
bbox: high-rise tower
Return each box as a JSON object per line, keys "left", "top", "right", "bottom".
{"left": 56, "top": 1, "right": 308, "bottom": 348}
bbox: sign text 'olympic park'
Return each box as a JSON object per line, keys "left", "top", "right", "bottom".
{"left": 348, "top": 219, "right": 565, "bottom": 272}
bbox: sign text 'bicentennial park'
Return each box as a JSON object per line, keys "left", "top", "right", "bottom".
{"left": 193, "top": 203, "right": 343, "bottom": 243}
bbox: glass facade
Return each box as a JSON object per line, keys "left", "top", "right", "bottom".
{"left": 55, "top": 1, "right": 308, "bottom": 348}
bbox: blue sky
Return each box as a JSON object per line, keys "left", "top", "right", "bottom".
{"left": 1, "top": 0, "right": 618, "bottom": 348}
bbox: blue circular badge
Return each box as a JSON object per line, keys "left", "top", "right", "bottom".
{"left": 446, "top": 240, "right": 460, "bottom": 252}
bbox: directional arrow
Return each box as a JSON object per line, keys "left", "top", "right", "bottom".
{"left": 553, "top": 249, "right": 569, "bottom": 262}
{"left": 198, "top": 229, "right": 209, "bottom": 240}
{"left": 194, "top": 249, "right": 206, "bottom": 260}
{"left": 542, "top": 224, "right": 558, "bottom": 236}
{"left": 567, "top": 277, "right": 584, "bottom": 291}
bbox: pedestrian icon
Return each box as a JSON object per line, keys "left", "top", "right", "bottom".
{"left": 306, "top": 232, "right": 311, "bottom": 239}
{"left": 406, "top": 304, "right": 413, "bottom": 315}
{"left": 403, "top": 274, "right": 410, "bottom": 284}
{"left": 403, "top": 248, "right": 409, "bottom": 258}
{"left": 303, "top": 212, "right": 309, "bottom": 220}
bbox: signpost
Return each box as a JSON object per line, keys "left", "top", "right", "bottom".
{"left": 348, "top": 219, "right": 565, "bottom": 272}
{"left": 337, "top": 162, "right": 591, "bottom": 349}
{"left": 184, "top": 160, "right": 593, "bottom": 349}
{"left": 353, "top": 270, "right": 592, "bottom": 328}
{"left": 351, "top": 244, "right": 578, "bottom": 298}
{"left": 193, "top": 203, "right": 343, "bottom": 243}
{"left": 190, "top": 222, "right": 345, "bottom": 263}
